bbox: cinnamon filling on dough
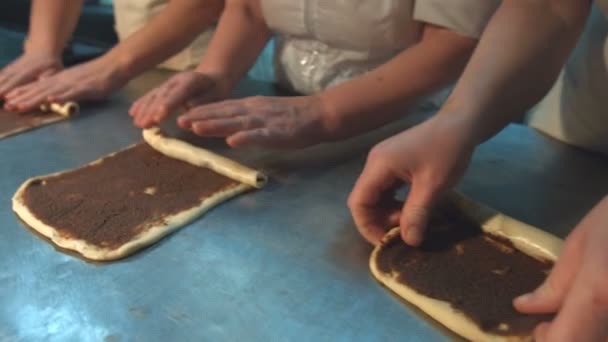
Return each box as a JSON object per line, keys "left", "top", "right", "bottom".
{"left": 0, "top": 109, "right": 62, "bottom": 133}
{"left": 22, "top": 143, "right": 240, "bottom": 249}
{"left": 376, "top": 205, "right": 554, "bottom": 336}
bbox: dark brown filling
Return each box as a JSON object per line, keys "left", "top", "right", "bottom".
{"left": 376, "top": 204, "right": 554, "bottom": 336}
{"left": 22, "top": 143, "right": 240, "bottom": 249}
{"left": 0, "top": 109, "right": 62, "bottom": 133}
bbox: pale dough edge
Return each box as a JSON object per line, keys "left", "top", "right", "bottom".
{"left": 370, "top": 192, "right": 563, "bottom": 342}
{"left": 0, "top": 115, "right": 66, "bottom": 140}
{"left": 13, "top": 175, "right": 251, "bottom": 261}
{"left": 143, "top": 127, "right": 267, "bottom": 188}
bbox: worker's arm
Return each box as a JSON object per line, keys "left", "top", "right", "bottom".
{"left": 438, "top": 0, "right": 591, "bottom": 144}
{"left": 5, "top": 0, "right": 224, "bottom": 111}
{"left": 349, "top": 0, "right": 591, "bottom": 246}
{"left": 0, "top": 0, "right": 83, "bottom": 98}
{"left": 130, "top": 0, "right": 271, "bottom": 128}
{"left": 174, "top": 23, "right": 476, "bottom": 148}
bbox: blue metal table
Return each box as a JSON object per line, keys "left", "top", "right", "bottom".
{"left": 1, "top": 70, "right": 607, "bottom": 342}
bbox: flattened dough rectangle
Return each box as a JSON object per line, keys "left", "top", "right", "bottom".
{"left": 13, "top": 129, "right": 266, "bottom": 261}
{"left": 370, "top": 193, "right": 563, "bottom": 342}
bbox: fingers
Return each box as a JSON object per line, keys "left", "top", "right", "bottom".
{"left": 399, "top": 179, "right": 442, "bottom": 246}
{"left": 0, "top": 55, "right": 61, "bottom": 99}
{"left": 226, "top": 126, "right": 305, "bottom": 148}
{"left": 130, "top": 91, "right": 156, "bottom": 121}
{"left": 0, "top": 64, "right": 33, "bottom": 98}
{"left": 348, "top": 151, "right": 404, "bottom": 245}
{"left": 48, "top": 88, "right": 80, "bottom": 103}
{"left": 535, "top": 268, "right": 608, "bottom": 342}
{"left": 140, "top": 81, "right": 178, "bottom": 127}
{"left": 226, "top": 128, "right": 272, "bottom": 147}
{"left": 514, "top": 216, "right": 588, "bottom": 314}
{"left": 177, "top": 100, "right": 246, "bottom": 129}
{"left": 526, "top": 197, "right": 608, "bottom": 342}
{"left": 0, "top": 73, "right": 30, "bottom": 99}
{"left": 533, "top": 322, "right": 551, "bottom": 341}
{"left": 191, "top": 115, "right": 264, "bottom": 138}
{"left": 5, "top": 82, "right": 56, "bottom": 112}
{"left": 38, "top": 68, "right": 59, "bottom": 80}
{"left": 130, "top": 73, "right": 216, "bottom": 128}
{"left": 0, "top": 64, "right": 57, "bottom": 99}
{"left": 131, "top": 91, "right": 162, "bottom": 128}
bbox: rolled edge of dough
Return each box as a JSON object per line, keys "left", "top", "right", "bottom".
{"left": 369, "top": 191, "right": 563, "bottom": 342}
{"left": 40, "top": 102, "right": 79, "bottom": 117}
{"left": 143, "top": 127, "right": 267, "bottom": 188}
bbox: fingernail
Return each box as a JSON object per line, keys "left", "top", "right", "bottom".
{"left": 515, "top": 293, "right": 533, "bottom": 303}
{"left": 405, "top": 227, "right": 422, "bottom": 246}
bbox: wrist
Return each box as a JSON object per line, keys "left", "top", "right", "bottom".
{"left": 315, "top": 92, "right": 344, "bottom": 142}
{"left": 311, "top": 91, "right": 348, "bottom": 141}
{"left": 435, "top": 97, "right": 490, "bottom": 146}
{"left": 23, "top": 38, "right": 63, "bottom": 59}
{"left": 194, "top": 68, "right": 232, "bottom": 100}
{"left": 105, "top": 48, "right": 139, "bottom": 80}
{"left": 429, "top": 110, "right": 482, "bottom": 149}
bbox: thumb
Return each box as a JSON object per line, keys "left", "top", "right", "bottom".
{"left": 513, "top": 281, "right": 562, "bottom": 314}
{"left": 513, "top": 221, "right": 587, "bottom": 314}
{"left": 400, "top": 180, "right": 440, "bottom": 246}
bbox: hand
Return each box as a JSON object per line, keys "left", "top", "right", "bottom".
{"left": 0, "top": 52, "right": 62, "bottom": 99}
{"left": 4, "top": 57, "right": 126, "bottom": 112}
{"left": 513, "top": 196, "right": 608, "bottom": 342}
{"left": 129, "top": 71, "right": 225, "bottom": 129}
{"left": 347, "top": 115, "right": 476, "bottom": 246}
{"left": 176, "top": 95, "right": 332, "bottom": 148}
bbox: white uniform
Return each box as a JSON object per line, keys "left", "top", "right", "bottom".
{"left": 113, "top": 0, "right": 214, "bottom": 71}
{"left": 261, "top": 0, "right": 499, "bottom": 96}
{"left": 527, "top": 1, "right": 608, "bottom": 156}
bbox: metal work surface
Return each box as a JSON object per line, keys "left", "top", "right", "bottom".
{"left": 1, "top": 73, "right": 608, "bottom": 342}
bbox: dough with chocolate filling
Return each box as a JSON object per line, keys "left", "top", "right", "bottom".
{"left": 12, "top": 128, "right": 267, "bottom": 261}
{"left": 370, "top": 193, "right": 563, "bottom": 342}
{"left": 0, "top": 109, "right": 65, "bottom": 140}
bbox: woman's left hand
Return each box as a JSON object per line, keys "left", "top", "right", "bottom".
{"left": 177, "top": 95, "right": 333, "bottom": 148}
{"left": 4, "top": 57, "right": 126, "bottom": 112}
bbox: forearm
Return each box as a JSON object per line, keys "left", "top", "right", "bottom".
{"left": 319, "top": 25, "right": 476, "bottom": 140}
{"left": 195, "top": 0, "right": 271, "bottom": 92}
{"left": 105, "top": 0, "right": 223, "bottom": 79}
{"left": 26, "top": 0, "right": 84, "bottom": 56}
{"left": 438, "top": 0, "right": 591, "bottom": 145}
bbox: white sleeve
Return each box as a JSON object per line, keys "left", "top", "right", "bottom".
{"left": 414, "top": 0, "right": 500, "bottom": 38}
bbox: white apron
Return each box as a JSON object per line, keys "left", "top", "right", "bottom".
{"left": 112, "top": 0, "right": 214, "bottom": 71}
{"left": 527, "top": 1, "right": 608, "bottom": 155}
{"left": 261, "top": 0, "right": 499, "bottom": 96}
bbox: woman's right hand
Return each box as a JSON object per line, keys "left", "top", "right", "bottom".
{"left": 129, "top": 71, "right": 228, "bottom": 128}
{"left": 0, "top": 52, "right": 63, "bottom": 99}
{"left": 348, "top": 114, "right": 477, "bottom": 246}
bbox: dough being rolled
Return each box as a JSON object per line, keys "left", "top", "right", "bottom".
{"left": 143, "top": 127, "right": 267, "bottom": 188}
{"left": 40, "top": 102, "right": 79, "bottom": 117}
{"left": 370, "top": 193, "right": 563, "bottom": 342}
{"left": 13, "top": 130, "right": 267, "bottom": 261}
{"left": 0, "top": 102, "right": 78, "bottom": 140}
